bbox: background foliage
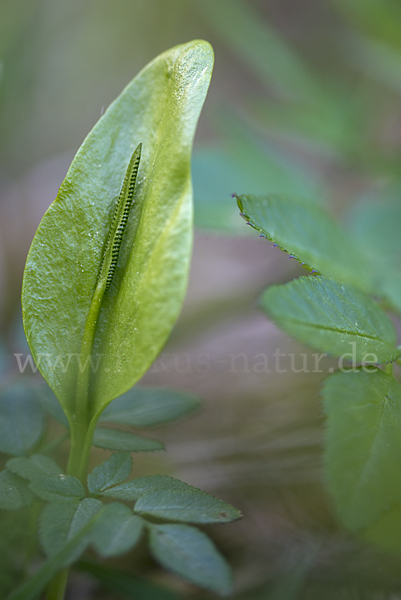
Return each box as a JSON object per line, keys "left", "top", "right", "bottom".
{"left": 1, "top": 0, "right": 401, "bottom": 598}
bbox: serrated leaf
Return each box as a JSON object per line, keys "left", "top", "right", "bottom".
{"left": 101, "top": 475, "right": 193, "bottom": 501}
{"left": 262, "top": 276, "right": 399, "bottom": 363}
{"left": 30, "top": 473, "right": 85, "bottom": 502}
{"left": 90, "top": 503, "right": 143, "bottom": 557}
{"left": 148, "top": 523, "right": 232, "bottom": 595}
{"left": 8, "top": 503, "right": 106, "bottom": 600}
{"left": 21, "top": 41, "right": 214, "bottom": 423}
{"left": 99, "top": 387, "right": 200, "bottom": 428}
{"left": 6, "top": 454, "right": 63, "bottom": 480}
{"left": 93, "top": 428, "right": 164, "bottom": 452}
{"left": 0, "top": 471, "right": 34, "bottom": 510}
{"left": 102, "top": 474, "right": 241, "bottom": 523}
{"left": 323, "top": 367, "right": 401, "bottom": 531}
{"left": 0, "top": 383, "right": 44, "bottom": 456}
{"left": 87, "top": 452, "right": 132, "bottom": 494}
{"left": 236, "top": 194, "right": 371, "bottom": 290}
{"left": 135, "top": 484, "right": 241, "bottom": 524}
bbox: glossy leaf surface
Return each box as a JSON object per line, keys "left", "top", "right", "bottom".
{"left": 21, "top": 40, "right": 214, "bottom": 420}
{"left": 262, "top": 276, "right": 399, "bottom": 362}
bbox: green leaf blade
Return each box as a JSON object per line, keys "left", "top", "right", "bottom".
{"left": 29, "top": 473, "right": 85, "bottom": 502}
{"left": 101, "top": 475, "right": 185, "bottom": 501}
{"left": 21, "top": 41, "right": 214, "bottom": 418}
{"left": 40, "top": 498, "right": 102, "bottom": 562}
{"left": 6, "top": 455, "right": 63, "bottom": 480}
{"left": 135, "top": 487, "right": 241, "bottom": 525}
{"left": 262, "top": 276, "right": 399, "bottom": 363}
{"left": 323, "top": 367, "right": 401, "bottom": 532}
{"left": 90, "top": 503, "right": 144, "bottom": 558}
{"left": 148, "top": 523, "right": 232, "bottom": 595}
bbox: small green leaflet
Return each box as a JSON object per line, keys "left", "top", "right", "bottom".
{"left": 101, "top": 474, "right": 241, "bottom": 524}
{"left": 323, "top": 367, "right": 401, "bottom": 532}
{"left": 148, "top": 523, "right": 232, "bottom": 595}
{"left": 6, "top": 454, "right": 63, "bottom": 480}
{"left": 29, "top": 473, "right": 85, "bottom": 502}
{"left": 92, "top": 428, "right": 164, "bottom": 452}
{"left": 90, "top": 503, "right": 144, "bottom": 557}
{"left": 99, "top": 387, "right": 200, "bottom": 427}
{"left": 101, "top": 474, "right": 187, "bottom": 501}
{"left": 236, "top": 193, "right": 371, "bottom": 291}
{"left": 87, "top": 452, "right": 132, "bottom": 494}
{"left": 262, "top": 276, "right": 400, "bottom": 363}
{"left": 7, "top": 456, "right": 84, "bottom": 502}
{"left": 0, "top": 383, "right": 44, "bottom": 456}
{"left": 134, "top": 486, "right": 241, "bottom": 524}
{"left": 39, "top": 498, "right": 102, "bottom": 557}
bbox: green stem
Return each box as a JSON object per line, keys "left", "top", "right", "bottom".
{"left": 46, "top": 285, "right": 107, "bottom": 600}
{"left": 45, "top": 570, "right": 68, "bottom": 600}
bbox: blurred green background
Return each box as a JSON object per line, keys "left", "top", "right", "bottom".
{"left": 1, "top": 0, "right": 401, "bottom": 598}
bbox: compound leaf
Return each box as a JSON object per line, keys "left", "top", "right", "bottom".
{"left": 262, "top": 276, "right": 399, "bottom": 363}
